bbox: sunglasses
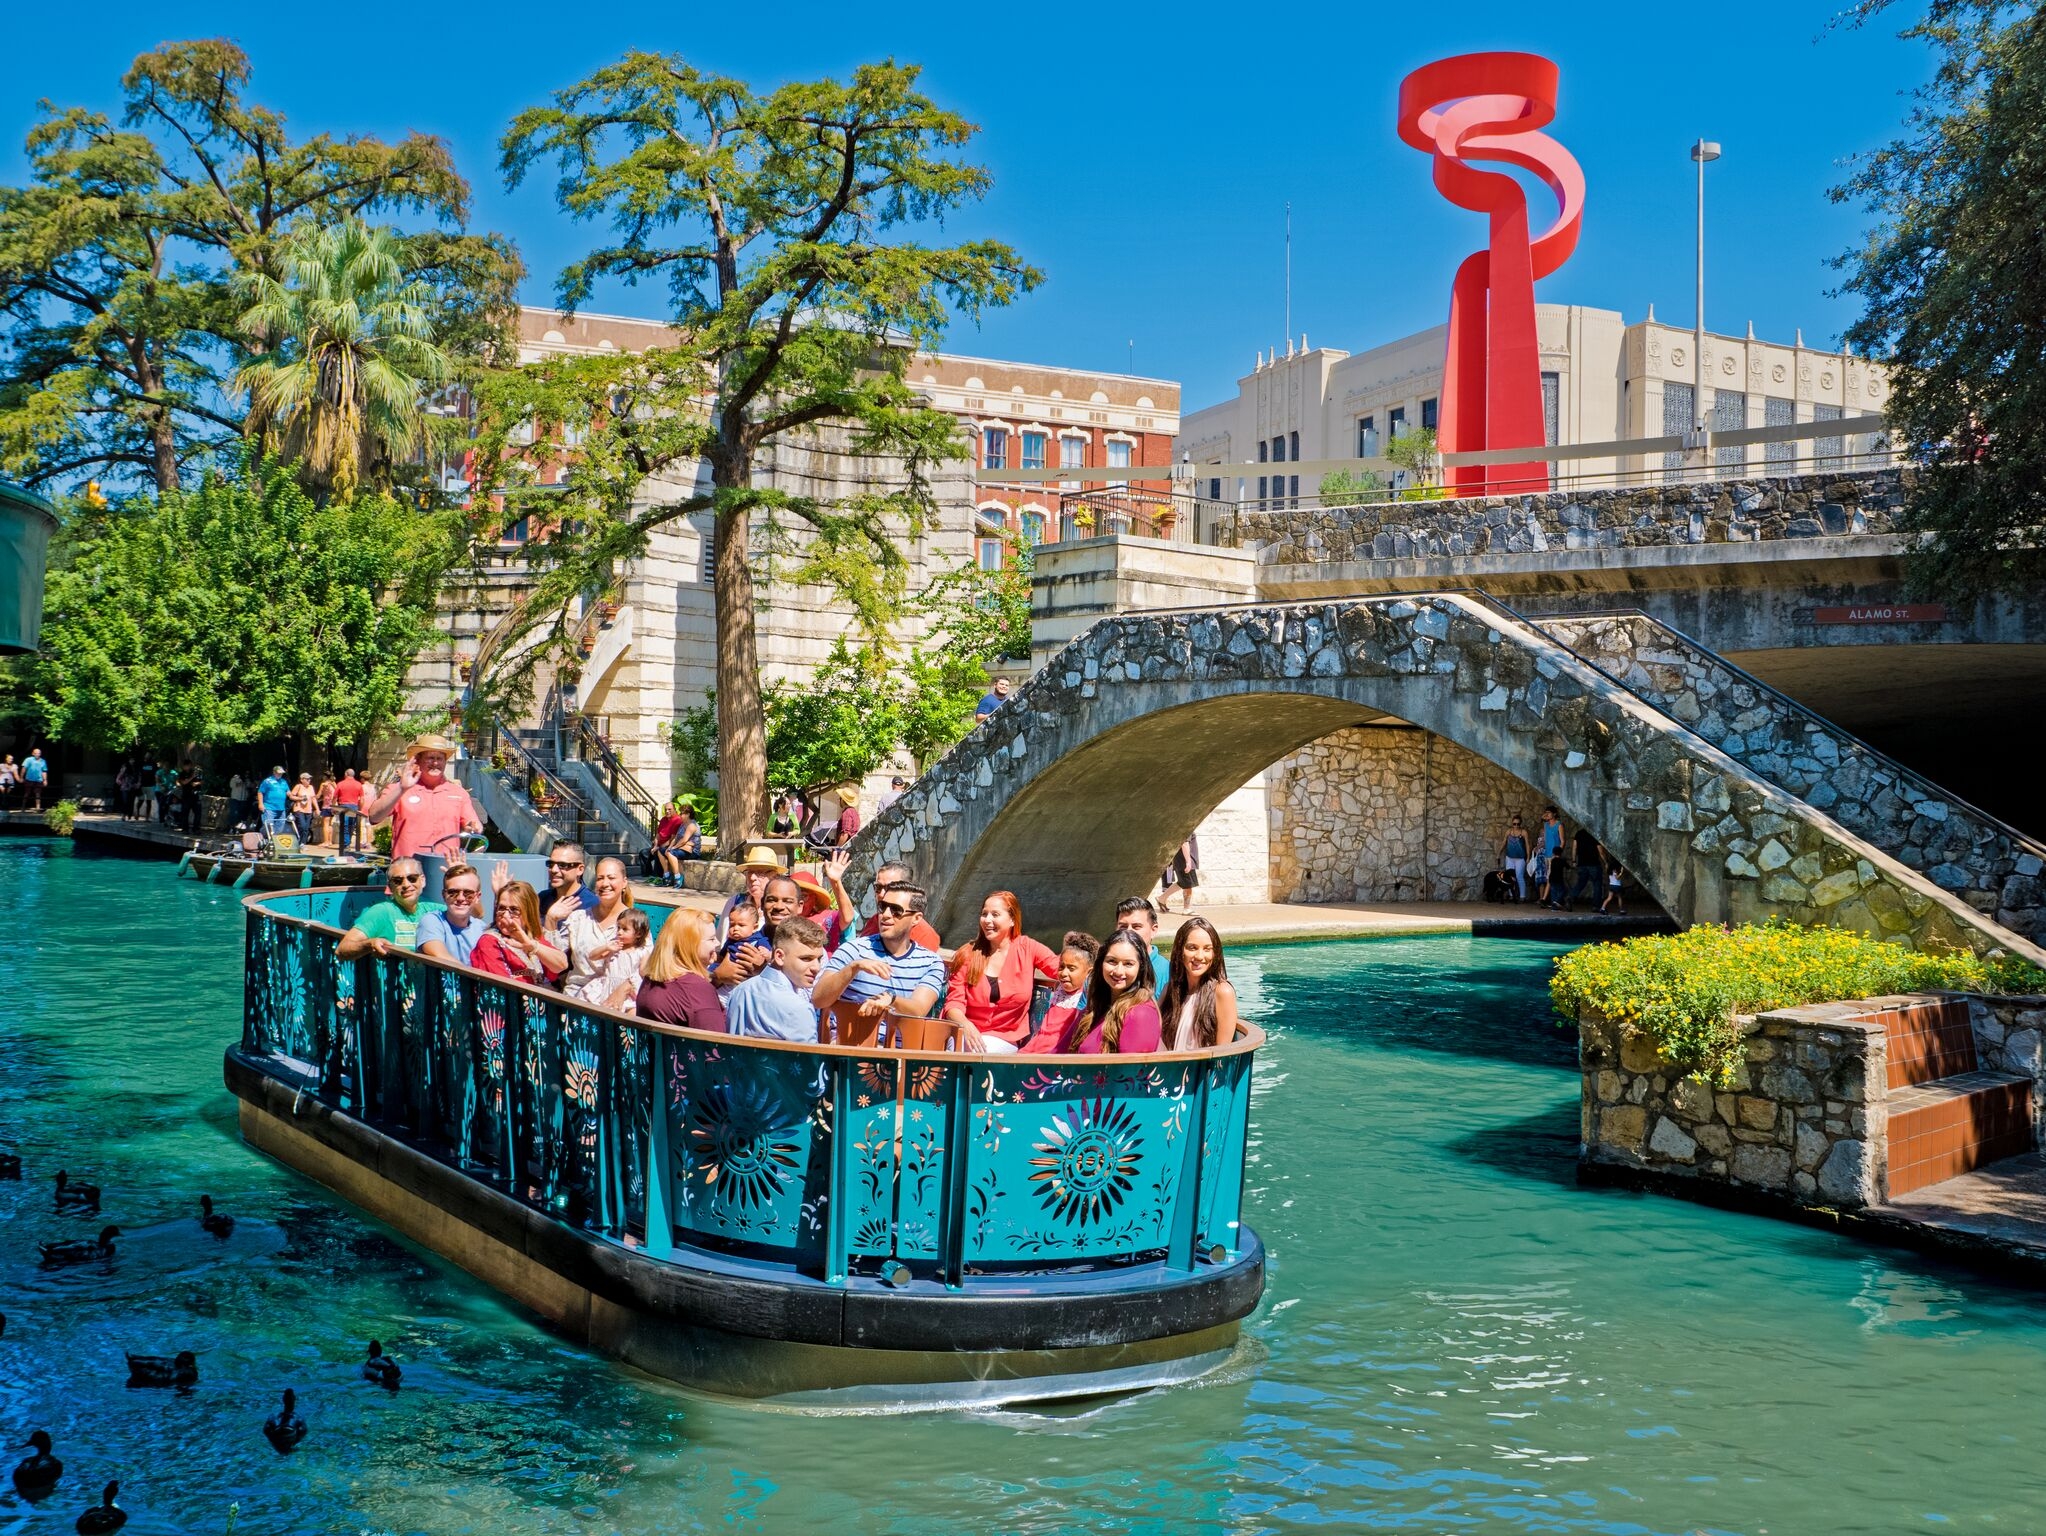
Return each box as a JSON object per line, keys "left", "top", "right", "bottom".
{"left": 390, "top": 874, "right": 425, "bottom": 885}
{"left": 445, "top": 887, "right": 481, "bottom": 898}
{"left": 545, "top": 860, "right": 584, "bottom": 871}
{"left": 876, "top": 902, "right": 915, "bottom": 918}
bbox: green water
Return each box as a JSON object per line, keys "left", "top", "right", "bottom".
{"left": 2, "top": 838, "right": 2042, "bottom": 1535}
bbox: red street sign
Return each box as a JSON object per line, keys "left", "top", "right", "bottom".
{"left": 1811, "top": 604, "right": 1950, "bottom": 624}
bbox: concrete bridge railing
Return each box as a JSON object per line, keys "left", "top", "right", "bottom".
{"left": 1538, "top": 611, "right": 2046, "bottom": 943}
{"left": 848, "top": 593, "right": 2046, "bottom": 968}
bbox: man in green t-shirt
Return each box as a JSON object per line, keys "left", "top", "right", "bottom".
{"left": 336, "top": 858, "right": 445, "bottom": 960}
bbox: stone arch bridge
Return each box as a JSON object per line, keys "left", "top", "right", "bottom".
{"left": 847, "top": 593, "right": 2046, "bottom": 965}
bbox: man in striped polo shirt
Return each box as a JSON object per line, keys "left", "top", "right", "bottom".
{"left": 810, "top": 881, "right": 946, "bottom": 1030}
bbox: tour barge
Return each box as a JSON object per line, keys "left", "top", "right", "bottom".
{"left": 227, "top": 887, "right": 1264, "bottom": 1407}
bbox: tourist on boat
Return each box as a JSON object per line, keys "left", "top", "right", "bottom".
{"left": 560, "top": 856, "right": 636, "bottom": 996}
{"left": 1061, "top": 929, "right": 1162, "bottom": 1054}
{"left": 713, "top": 900, "right": 769, "bottom": 999}
{"left": 336, "top": 858, "right": 443, "bottom": 960}
{"left": 21, "top": 746, "right": 46, "bottom": 810}
{"left": 810, "top": 882, "right": 947, "bottom": 1038}
{"left": 791, "top": 851, "right": 857, "bottom": 947}
{"left": 942, "top": 890, "right": 1059, "bottom": 1053}
{"left": 468, "top": 879, "right": 567, "bottom": 985}
{"left": 1023, "top": 932, "right": 1099, "bottom": 1054}
{"left": 1114, "top": 897, "right": 1171, "bottom": 989}
{"left": 1157, "top": 916, "right": 1240, "bottom": 1051}
{"left": 315, "top": 771, "right": 338, "bottom": 847}
{"left": 635, "top": 909, "right": 728, "bottom": 1032}
{"left": 288, "top": 773, "right": 318, "bottom": 844}
{"left": 1498, "top": 814, "right": 1531, "bottom": 901}
{"left": 725, "top": 916, "right": 828, "bottom": 1041}
{"left": 332, "top": 769, "right": 365, "bottom": 853}
{"left": 570, "top": 906, "right": 652, "bottom": 1013}
{"left": 857, "top": 862, "right": 943, "bottom": 950}
{"left": 257, "top": 766, "right": 291, "bottom": 836}
{"left": 366, "top": 735, "right": 483, "bottom": 861}
{"left": 417, "top": 863, "right": 489, "bottom": 967}
{"left": 718, "top": 846, "right": 782, "bottom": 940}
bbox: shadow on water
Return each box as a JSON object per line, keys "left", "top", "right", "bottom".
{"left": 1261, "top": 958, "right": 1580, "bottom": 1072}
{"left": 1446, "top": 1102, "right": 1584, "bottom": 1189}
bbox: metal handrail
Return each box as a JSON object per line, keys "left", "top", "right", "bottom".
{"left": 488, "top": 724, "right": 593, "bottom": 835}
{"left": 567, "top": 713, "right": 663, "bottom": 835}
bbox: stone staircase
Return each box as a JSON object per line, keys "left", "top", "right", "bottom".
{"left": 1880, "top": 997, "right": 2035, "bottom": 1197}
{"left": 501, "top": 726, "right": 635, "bottom": 863}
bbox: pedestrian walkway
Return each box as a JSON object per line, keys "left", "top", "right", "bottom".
{"left": 1160, "top": 900, "right": 1669, "bottom": 945}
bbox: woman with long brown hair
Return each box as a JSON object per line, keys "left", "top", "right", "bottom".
{"left": 1156, "top": 915, "right": 1240, "bottom": 1051}
{"left": 469, "top": 880, "right": 567, "bottom": 985}
{"left": 943, "top": 889, "right": 1060, "bottom": 1052}
{"left": 636, "top": 909, "right": 727, "bottom": 1032}
{"left": 1060, "top": 929, "right": 1162, "bottom": 1054}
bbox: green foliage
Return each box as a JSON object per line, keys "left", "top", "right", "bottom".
{"left": 0, "top": 38, "right": 520, "bottom": 493}
{"left": 43, "top": 799, "right": 79, "bottom": 836}
{"left": 233, "top": 219, "right": 456, "bottom": 500}
{"left": 672, "top": 638, "right": 903, "bottom": 793}
{"left": 1385, "top": 428, "right": 1447, "bottom": 500}
{"left": 32, "top": 460, "right": 459, "bottom": 752}
{"left": 483, "top": 52, "right": 1039, "bottom": 844}
{"left": 1319, "top": 468, "right": 1386, "bottom": 507}
{"left": 1551, "top": 921, "right": 2046, "bottom": 1085}
{"left": 1834, "top": 1, "right": 2046, "bottom": 600}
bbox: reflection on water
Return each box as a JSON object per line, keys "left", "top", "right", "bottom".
{"left": 2, "top": 847, "right": 2044, "bottom": 1533}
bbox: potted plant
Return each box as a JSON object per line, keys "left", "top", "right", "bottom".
{"left": 1152, "top": 504, "right": 1180, "bottom": 538}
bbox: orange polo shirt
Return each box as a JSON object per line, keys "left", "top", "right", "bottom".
{"left": 390, "top": 777, "right": 479, "bottom": 860}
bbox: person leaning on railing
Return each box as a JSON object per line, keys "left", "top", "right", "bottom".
{"left": 809, "top": 882, "right": 946, "bottom": 1042}
{"left": 335, "top": 858, "right": 443, "bottom": 961}
{"left": 1060, "top": 929, "right": 1162, "bottom": 1054}
{"left": 417, "top": 863, "right": 488, "bottom": 966}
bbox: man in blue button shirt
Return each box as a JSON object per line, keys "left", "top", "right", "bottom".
{"left": 811, "top": 883, "right": 946, "bottom": 1031}
{"left": 257, "top": 765, "right": 292, "bottom": 836}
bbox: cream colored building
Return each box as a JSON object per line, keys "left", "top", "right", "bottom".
{"left": 1178, "top": 305, "right": 1891, "bottom": 507}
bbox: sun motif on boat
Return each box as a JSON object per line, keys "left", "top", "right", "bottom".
{"left": 688, "top": 1080, "right": 802, "bottom": 1213}
{"left": 1028, "top": 1098, "right": 1143, "bottom": 1227}
{"left": 563, "top": 1047, "right": 600, "bottom": 1110}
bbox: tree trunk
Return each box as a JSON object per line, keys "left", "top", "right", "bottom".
{"left": 712, "top": 484, "right": 769, "bottom": 851}
{"left": 131, "top": 341, "right": 179, "bottom": 493}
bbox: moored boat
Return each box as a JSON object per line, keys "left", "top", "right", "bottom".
{"left": 179, "top": 848, "right": 381, "bottom": 890}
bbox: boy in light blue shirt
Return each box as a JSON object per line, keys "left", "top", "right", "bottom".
{"left": 726, "top": 916, "right": 828, "bottom": 1042}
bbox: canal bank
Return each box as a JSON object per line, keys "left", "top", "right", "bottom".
{"left": 7, "top": 836, "right": 2046, "bottom": 1532}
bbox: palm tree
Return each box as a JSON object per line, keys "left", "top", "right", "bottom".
{"left": 232, "top": 219, "right": 452, "bottom": 499}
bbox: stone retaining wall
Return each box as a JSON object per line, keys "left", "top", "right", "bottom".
{"left": 1216, "top": 469, "right": 1908, "bottom": 565}
{"left": 1969, "top": 995, "right": 2046, "bottom": 1142}
{"left": 1546, "top": 613, "right": 2046, "bottom": 942}
{"left": 1580, "top": 1001, "right": 1888, "bottom": 1208}
{"left": 1267, "top": 726, "right": 1543, "bottom": 903}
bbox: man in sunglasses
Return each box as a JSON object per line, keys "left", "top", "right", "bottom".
{"left": 337, "top": 857, "right": 445, "bottom": 961}
{"left": 418, "top": 863, "right": 488, "bottom": 966}
{"left": 535, "top": 841, "right": 600, "bottom": 941}
{"left": 857, "top": 861, "right": 943, "bottom": 951}
{"left": 810, "top": 882, "right": 946, "bottom": 1027}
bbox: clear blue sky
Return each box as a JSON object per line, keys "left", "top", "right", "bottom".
{"left": 2, "top": 1, "right": 1930, "bottom": 410}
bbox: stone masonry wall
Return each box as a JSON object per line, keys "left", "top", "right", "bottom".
{"left": 1214, "top": 469, "right": 1908, "bottom": 564}
{"left": 1267, "top": 726, "right": 1543, "bottom": 902}
{"left": 1580, "top": 1001, "right": 1889, "bottom": 1207}
{"left": 1970, "top": 995, "right": 2046, "bottom": 1143}
{"left": 1546, "top": 613, "right": 2046, "bottom": 943}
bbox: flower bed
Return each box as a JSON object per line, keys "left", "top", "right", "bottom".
{"left": 1552, "top": 922, "right": 2046, "bottom": 1085}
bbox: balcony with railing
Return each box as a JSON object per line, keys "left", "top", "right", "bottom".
{"left": 227, "top": 887, "right": 1264, "bottom": 1406}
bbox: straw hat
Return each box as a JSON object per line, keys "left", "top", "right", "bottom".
{"left": 405, "top": 732, "right": 457, "bottom": 759}
{"left": 735, "top": 844, "right": 784, "bottom": 874}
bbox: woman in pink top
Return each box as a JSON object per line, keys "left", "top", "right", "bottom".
{"left": 1060, "top": 929, "right": 1161, "bottom": 1054}
{"left": 944, "top": 890, "right": 1059, "bottom": 1052}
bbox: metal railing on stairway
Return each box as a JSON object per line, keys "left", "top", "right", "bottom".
{"left": 471, "top": 720, "right": 596, "bottom": 844}
{"left": 565, "top": 713, "right": 663, "bottom": 840}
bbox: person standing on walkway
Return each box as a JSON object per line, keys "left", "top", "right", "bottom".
{"left": 366, "top": 735, "right": 482, "bottom": 861}
{"left": 1537, "top": 806, "right": 1567, "bottom": 909}
{"left": 332, "top": 768, "right": 364, "bottom": 853}
{"left": 288, "top": 773, "right": 318, "bottom": 845}
{"left": 21, "top": 747, "right": 47, "bottom": 810}
{"left": 1498, "top": 815, "right": 1531, "bottom": 902}
{"left": 0, "top": 754, "right": 18, "bottom": 809}
{"left": 315, "top": 771, "right": 339, "bottom": 847}
{"left": 1601, "top": 849, "right": 1628, "bottom": 915}
{"left": 227, "top": 771, "right": 252, "bottom": 830}
{"left": 1161, "top": 835, "right": 1200, "bottom": 914}
{"left": 1564, "top": 826, "right": 1602, "bottom": 911}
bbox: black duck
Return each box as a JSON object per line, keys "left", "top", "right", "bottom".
{"left": 74, "top": 1480, "right": 124, "bottom": 1535}
{"left": 39, "top": 1226, "right": 119, "bottom": 1267}
{"left": 53, "top": 1171, "right": 99, "bottom": 1211}
{"left": 361, "top": 1338, "right": 401, "bottom": 1389}
{"left": 0, "top": 1150, "right": 20, "bottom": 1179}
{"left": 11, "top": 1430, "right": 62, "bottom": 1497}
{"left": 199, "top": 1195, "right": 234, "bottom": 1238}
{"left": 262, "top": 1387, "right": 307, "bottom": 1451}
{"left": 125, "top": 1349, "right": 198, "bottom": 1388}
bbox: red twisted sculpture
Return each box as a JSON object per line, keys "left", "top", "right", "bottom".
{"left": 1398, "top": 54, "right": 1584, "bottom": 496}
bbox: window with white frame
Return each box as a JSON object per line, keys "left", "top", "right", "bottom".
{"left": 976, "top": 505, "right": 1008, "bottom": 568}
{"left": 1059, "top": 435, "right": 1085, "bottom": 468}
{"left": 983, "top": 427, "right": 1008, "bottom": 469}
{"left": 1020, "top": 508, "right": 1047, "bottom": 546}
{"left": 1021, "top": 431, "right": 1047, "bottom": 470}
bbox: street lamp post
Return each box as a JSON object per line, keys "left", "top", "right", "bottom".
{"left": 1691, "top": 139, "right": 1722, "bottom": 461}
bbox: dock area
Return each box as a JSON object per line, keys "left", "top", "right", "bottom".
{"left": 70, "top": 814, "right": 201, "bottom": 859}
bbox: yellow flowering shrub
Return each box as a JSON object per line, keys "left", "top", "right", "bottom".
{"left": 1551, "top": 922, "right": 2046, "bottom": 1083}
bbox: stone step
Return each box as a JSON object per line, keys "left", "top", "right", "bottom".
{"left": 1878, "top": 996, "right": 1980, "bottom": 1090}
{"left": 1887, "top": 1070, "right": 2033, "bottom": 1197}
